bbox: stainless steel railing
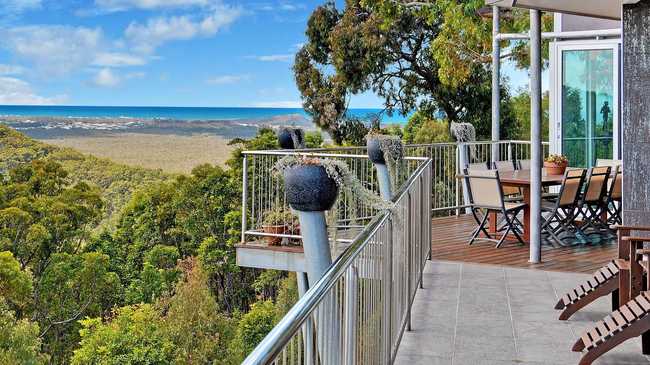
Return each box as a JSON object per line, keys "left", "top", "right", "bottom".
{"left": 242, "top": 158, "right": 432, "bottom": 365}
{"left": 240, "top": 140, "right": 549, "bottom": 245}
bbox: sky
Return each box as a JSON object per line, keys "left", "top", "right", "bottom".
{"left": 0, "top": 0, "right": 534, "bottom": 108}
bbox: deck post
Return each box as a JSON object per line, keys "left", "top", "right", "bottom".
{"left": 382, "top": 219, "right": 394, "bottom": 363}
{"left": 529, "top": 9, "right": 543, "bottom": 264}
{"left": 491, "top": 5, "right": 501, "bottom": 164}
{"left": 296, "top": 210, "right": 340, "bottom": 364}
{"left": 375, "top": 163, "right": 393, "bottom": 200}
{"left": 240, "top": 155, "right": 248, "bottom": 244}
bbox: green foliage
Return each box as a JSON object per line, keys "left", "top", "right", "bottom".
{"left": 228, "top": 300, "right": 277, "bottom": 361}
{"left": 509, "top": 90, "right": 550, "bottom": 141}
{"left": 403, "top": 112, "right": 451, "bottom": 144}
{"left": 0, "top": 300, "right": 47, "bottom": 365}
{"left": 304, "top": 131, "right": 324, "bottom": 148}
{"left": 72, "top": 304, "right": 175, "bottom": 365}
{"left": 0, "top": 125, "right": 168, "bottom": 227}
{"left": 37, "top": 252, "right": 121, "bottom": 359}
{"left": 0, "top": 251, "right": 33, "bottom": 311}
{"left": 72, "top": 260, "right": 237, "bottom": 365}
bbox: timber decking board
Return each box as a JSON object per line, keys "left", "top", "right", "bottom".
{"left": 430, "top": 215, "right": 617, "bottom": 274}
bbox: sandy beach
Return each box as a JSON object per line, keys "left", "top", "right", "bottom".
{"left": 42, "top": 132, "right": 236, "bottom": 174}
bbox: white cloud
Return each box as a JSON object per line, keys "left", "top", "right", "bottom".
{"left": 93, "top": 52, "right": 147, "bottom": 67}
{"left": 93, "top": 68, "right": 121, "bottom": 87}
{"left": 0, "top": 76, "right": 67, "bottom": 105}
{"left": 206, "top": 74, "right": 250, "bottom": 85}
{"left": 252, "top": 101, "right": 302, "bottom": 108}
{"left": 0, "top": 64, "right": 25, "bottom": 75}
{"left": 2, "top": 0, "right": 41, "bottom": 15}
{"left": 92, "top": 68, "right": 145, "bottom": 87}
{"left": 95, "top": 0, "right": 209, "bottom": 12}
{"left": 253, "top": 54, "right": 294, "bottom": 62}
{"left": 125, "top": 4, "right": 241, "bottom": 54}
{"left": 2, "top": 25, "right": 103, "bottom": 76}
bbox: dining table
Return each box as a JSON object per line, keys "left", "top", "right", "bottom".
{"left": 488, "top": 169, "right": 566, "bottom": 243}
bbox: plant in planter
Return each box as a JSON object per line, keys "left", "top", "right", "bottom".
{"left": 544, "top": 154, "right": 569, "bottom": 175}
{"left": 261, "top": 208, "right": 295, "bottom": 246}
{"left": 274, "top": 156, "right": 394, "bottom": 219}
{"left": 277, "top": 127, "right": 305, "bottom": 150}
{"left": 365, "top": 132, "right": 405, "bottom": 196}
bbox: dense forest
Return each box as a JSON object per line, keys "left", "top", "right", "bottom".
{"left": 0, "top": 125, "right": 309, "bottom": 364}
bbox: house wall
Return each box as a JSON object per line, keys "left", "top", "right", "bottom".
{"left": 554, "top": 13, "right": 621, "bottom": 32}
{"left": 622, "top": 0, "right": 650, "bottom": 227}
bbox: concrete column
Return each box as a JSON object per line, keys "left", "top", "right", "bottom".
{"left": 375, "top": 163, "right": 393, "bottom": 200}
{"left": 529, "top": 9, "right": 543, "bottom": 263}
{"left": 622, "top": 1, "right": 650, "bottom": 229}
{"left": 492, "top": 6, "right": 501, "bottom": 163}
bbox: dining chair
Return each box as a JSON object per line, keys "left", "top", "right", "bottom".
{"left": 463, "top": 169, "right": 526, "bottom": 248}
{"left": 540, "top": 169, "right": 586, "bottom": 247}
{"left": 606, "top": 165, "right": 622, "bottom": 225}
{"left": 577, "top": 166, "right": 612, "bottom": 235}
{"left": 467, "top": 162, "right": 490, "bottom": 171}
{"left": 493, "top": 160, "right": 522, "bottom": 201}
{"left": 517, "top": 159, "right": 531, "bottom": 170}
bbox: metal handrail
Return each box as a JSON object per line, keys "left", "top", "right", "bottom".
{"left": 241, "top": 159, "right": 432, "bottom": 365}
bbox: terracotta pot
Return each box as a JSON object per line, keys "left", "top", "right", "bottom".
{"left": 283, "top": 165, "right": 339, "bottom": 212}
{"left": 262, "top": 224, "right": 286, "bottom": 245}
{"left": 544, "top": 161, "right": 568, "bottom": 176}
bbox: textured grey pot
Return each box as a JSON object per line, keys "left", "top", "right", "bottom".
{"left": 278, "top": 128, "right": 304, "bottom": 149}
{"left": 283, "top": 165, "right": 339, "bottom": 212}
{"left": 366, "top": 138, "right": 385, "bottom": 164}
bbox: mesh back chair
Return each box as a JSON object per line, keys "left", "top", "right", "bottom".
{"left": 596, "top": 159, "right": 622, "bottom": 168}
{"left": 517, "top": 159, "right": 531, "bottom": 170}
{"left": 493, "top": 160, "right": 522, "bottom": 201}
{"left": 606, "top": 165, "right": 622, "bottom": 225}
{"left": 467, "top": 162, "right": 490, "bottom": 171}
{"left": 464, "top": 169, "right": 526, "bottom": 248}
{"left": 578, "top": 166, "right": 611, "bottom": 235}
{"left": 540, "top": 169, "right": 586, "bottom": 247}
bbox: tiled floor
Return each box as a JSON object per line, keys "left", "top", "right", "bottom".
{"left": 394, "top": 261, "right": 650, "bottom": 365}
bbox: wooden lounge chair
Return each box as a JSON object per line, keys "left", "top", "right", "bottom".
{"left": 555, "top": 225, "right": 641, "bottom": 321}
{"left": 463, "top": 169, "right": 526, "bottom": 248}
{"left": 571, "top": 230, "right": 650, "bottom": 364}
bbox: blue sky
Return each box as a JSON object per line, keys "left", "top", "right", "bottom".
{"left": 0, "top": 0, "right": 534, "bottom": 108}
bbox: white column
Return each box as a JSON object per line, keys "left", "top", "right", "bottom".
{"left": 529, "top": 9, "right": 543, "bottom": 263}
{"left": 492, "top": 6, "right": 501, "bottom": 163}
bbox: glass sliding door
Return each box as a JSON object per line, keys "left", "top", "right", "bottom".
{"left": 559, "top": 46, "right": 618, "bottom": 168}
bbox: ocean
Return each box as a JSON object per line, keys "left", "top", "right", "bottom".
{"left": 0, "top": 105, "right": 407, "bottom": 139}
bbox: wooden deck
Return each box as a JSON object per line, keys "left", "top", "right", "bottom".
{"left": 430, "top": 215, "right": 617, "bottom": 274}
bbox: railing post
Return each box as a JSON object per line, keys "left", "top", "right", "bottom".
{"left": 241, "top": 155, "right": 248, "bottom": 244}
{"left": 455, "top": 145, "right": 461, "bottom": 216}
{"left": 508, "top": 141, "right": 513, "bottom": 162}
{"left": 406, "top": 192, "right": 412, "bottom": 332}
{"left": 383, "top": 219, "right": 394, "bottom": 364}
{"left": 344, "top": 267, "right": 358, "bottom": 365}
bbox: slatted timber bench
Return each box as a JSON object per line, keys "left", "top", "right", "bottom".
{"left": 570, "top": 231, "right": 650, "bottom": 365}
{"left": 555, "top": 261, "right": 621, "bottom": 320}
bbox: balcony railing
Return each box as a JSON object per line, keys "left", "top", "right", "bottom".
{"left": 240, "top": 140, "right": 549, "bottom": 245}
{"left": 242, "top": 155, "right": 432, "bottom": 364}
{"left": 238, "top": 140, "right": 549, "bottom": 364}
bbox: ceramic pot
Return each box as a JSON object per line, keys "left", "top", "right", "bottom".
{"left": 262, "top": 225, "right": 286, "bottom": 245}
{"left": 278, "top": 128, "right": 304, "bottom": 149}
{"left": 283, "top": 165, "right": 339, "bottom": 211}
{"left": 366, "top": 138, "right": 385, "bottom": 164}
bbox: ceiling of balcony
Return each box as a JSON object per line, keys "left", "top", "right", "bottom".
{"left": 485, "top": 0, "right": 641, "bottom": 20}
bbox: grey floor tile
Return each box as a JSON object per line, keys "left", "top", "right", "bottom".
{"left": 396, "top": 332, "right": 454, "bottom": 358}
{"left": 394, "top": 354, "right": 452, "bottom": 365}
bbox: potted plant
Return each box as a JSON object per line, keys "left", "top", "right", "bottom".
{"left": 274, "top": 156, "right": 394, "bottom": 215}
{"left": 544, "top": 154, "right": 569, "bottom": 175}
{"left": 262, "top": 208, "right": 294, "bottom": 246}
{"left": 277, "top": 127, "right": 305, "bottom": 150}
{"left": 365, "top": 131, "right": 405, "bottom": 189}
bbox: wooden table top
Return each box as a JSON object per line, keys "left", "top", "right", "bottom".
{"left": 498, "top": 169, "right": 565, "bottom": 186}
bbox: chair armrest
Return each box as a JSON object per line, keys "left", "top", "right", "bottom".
{"left": 622, "top": 236, "right": 650, "bottom": 242}
{"left": 612, "top": 225, "right": 650, "bottom": 232}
